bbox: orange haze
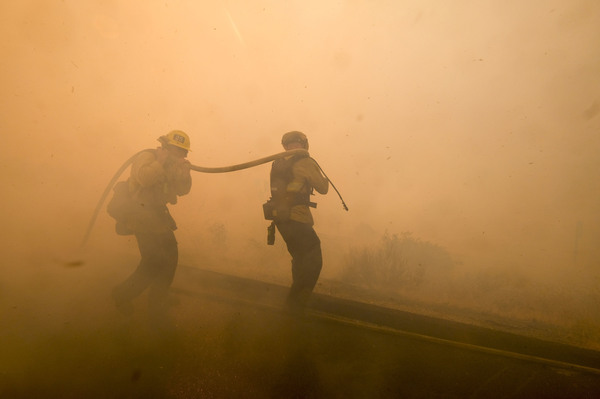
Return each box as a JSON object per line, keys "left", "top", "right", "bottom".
{"left": 1, "top": 0, "right": 600, "bottom": 350}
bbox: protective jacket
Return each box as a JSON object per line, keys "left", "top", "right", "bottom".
{"left": 270, "top": 153, "right": 328, "bottom": 225}
{"left": 126, "top": 150, "right": 192, "bottom": 233}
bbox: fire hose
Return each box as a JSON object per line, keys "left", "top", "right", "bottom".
{"left": 81, "top": 148, "right": 347, "bottom": 248}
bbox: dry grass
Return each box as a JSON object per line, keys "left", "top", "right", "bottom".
{"left": 335, "top": 232, "right": 600, "bottom": 350}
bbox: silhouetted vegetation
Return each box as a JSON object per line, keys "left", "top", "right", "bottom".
{"left": 340, "top": 232, "right": 455, "bottom": 290}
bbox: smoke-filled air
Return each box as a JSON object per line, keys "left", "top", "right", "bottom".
{"left": 1, "top": 0, "right": 600, "bottom": 393}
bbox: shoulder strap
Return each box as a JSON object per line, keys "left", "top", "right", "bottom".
{"left": 269, "top": 154, "right": 312, "bottom": 205}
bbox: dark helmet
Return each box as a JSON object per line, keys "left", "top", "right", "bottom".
{"left": 281, "top": 131, "right": 308, "bottom": 149}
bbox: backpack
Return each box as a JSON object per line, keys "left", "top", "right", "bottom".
{"left": 106, "top": 180, "right": 134, "bottom": 235}
{"left": 263, "top": 154, "right": 312, "bottom": 222}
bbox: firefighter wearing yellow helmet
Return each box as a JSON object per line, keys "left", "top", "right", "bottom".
{"left": 111, "top": 130, "right": 192, "bottom": 315}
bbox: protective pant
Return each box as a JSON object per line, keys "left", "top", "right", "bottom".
{"left": 112, "top": 231, "right": 178, "bottom": 309}
{"left": 275, "top": 220, "right": 322, "bottom": 310}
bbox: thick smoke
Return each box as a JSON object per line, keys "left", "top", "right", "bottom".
{"left": 1, "top": 2, "right": 600, "bottom": 387}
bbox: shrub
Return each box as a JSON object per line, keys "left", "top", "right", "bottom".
{"left": 340, "top": 232, "right": 455, "bottom": 290}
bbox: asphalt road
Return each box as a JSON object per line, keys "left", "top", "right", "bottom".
{"left": 4, "top": 266, "right": 600, "bottom": 398}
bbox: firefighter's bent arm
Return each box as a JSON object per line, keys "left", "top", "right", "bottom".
{"left": 132, "top": 151, "right": 166, "bottom": 188}
{"left": 170, "top": 160, "right": 192, "bottom": 196}
{"left": 294, "top": 158, "right": 329, "bottom": 195}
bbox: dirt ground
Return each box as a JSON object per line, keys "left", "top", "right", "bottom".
{"left": 2, "top": 266, "right": 600, "bottom": 398}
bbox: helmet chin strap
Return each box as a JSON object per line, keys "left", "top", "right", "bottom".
{"left": 284, "top": 141, "right": 308, "bottom": 151}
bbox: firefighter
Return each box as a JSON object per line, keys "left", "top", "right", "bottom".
{"left": 111, "top": 130, "right": 192, "bottom": 315}
{"left": 269, "top": 131, "right": 329, "bottom": 313}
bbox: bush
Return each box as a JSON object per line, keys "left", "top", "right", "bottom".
{"left": 340, "top": 232, "right": 455, "bottom": 290}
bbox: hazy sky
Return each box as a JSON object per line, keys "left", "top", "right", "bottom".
{"left": 1, "top": 0, "right": 599, "bottom": 280}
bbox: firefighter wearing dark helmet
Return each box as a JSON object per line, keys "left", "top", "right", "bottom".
{"left": 269, "top": 131, "right": 329, "bottom": 312}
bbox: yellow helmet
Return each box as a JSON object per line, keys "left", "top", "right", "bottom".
{"left": 159, "top": 130, "right": 191, "bottom": 151}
